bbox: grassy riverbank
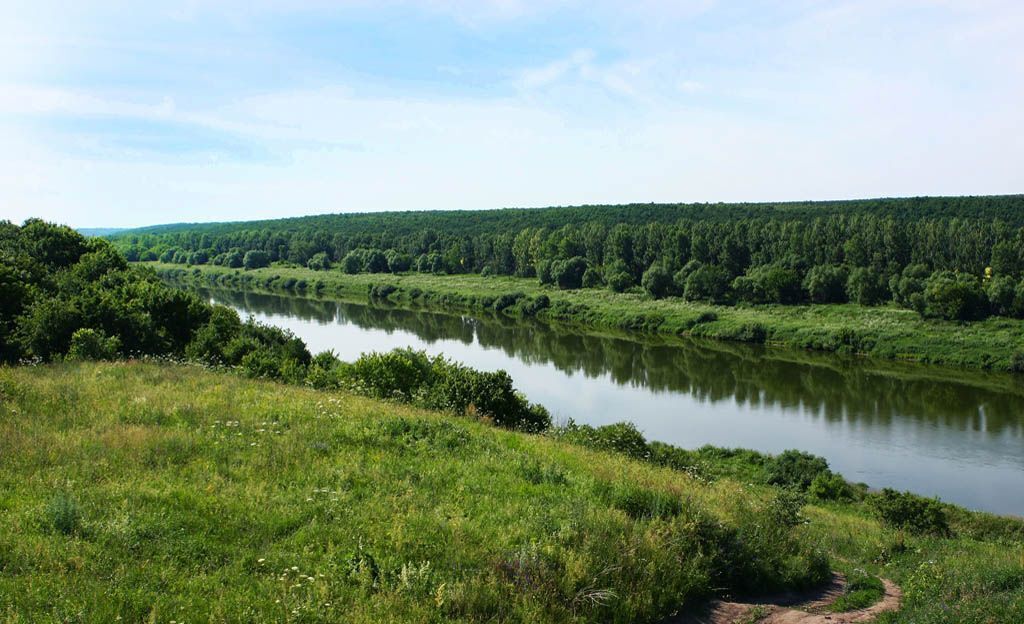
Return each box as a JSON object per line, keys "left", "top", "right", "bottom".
{"left": 1, "top": 362, "right": 1022, "bottom": 623}
{"left": 151, "top": 262, "right": 1024, "bottom": 373}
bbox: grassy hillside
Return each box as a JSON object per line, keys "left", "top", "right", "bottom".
{"left": 154, "top": 263, "right": 1024, "bottom": 372}
{"left": 2, "top": 362, "right": 1023, "bottom": 623}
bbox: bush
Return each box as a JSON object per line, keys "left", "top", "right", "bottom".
{"left": 870, "top": 488, "right": 950, "bottom": 535}
{"left": 684, "top": 265, "right": 732, "bottom": 303}
{"left": 641, "top": 264, "right": 673, "bottom": 299}
{"left": 559, "top": 421, "right": 650, "bottom": 460}
{"left": 47, "top": 493, "right": 82, "bottom": 535}
{"left": 846, "top": 267, "right": 888, "bottom": 306}
{"left": 551, "top": 256, "right": 588, "bottom": 290}
{"left": 66, "top": 328, "right": 121, "bottom": 361}
{"left": 607, "top": 271, "right": 633, "bottom": 293}
{"left": 767, "top": 450, "right": 830, "bottom": 491}
{"left": 890, "top": 263, "right": 930, "bottom": 311}
{"left": 581, "top": 267, "right": 603, "bottom": 288}
{"left": 923, "top": 271, "right": 989, "bottom": 321}
{"left": 306, "top": 252, "right": 331, "bottom": 271}
{"left": 385, "top": 250, "right": 412, "bottom": 273}
{"left": 536, "top": 260, "right": 553, "bottom": 286}
{"left": 341, "top": 251, "right": 363, "bottom": 274}
{"left": 985, "top": 275, "right": 1016, "bottom": 317}
{"left": 732, "top": 264, "right": 803, "bottom": 304}
{"left": 803, "top": 264, "right": 848, "bottom": 303}
{"left": 243, "top": 250, "right": 270, "bottom": 270}
{"left": 808, "top": 471, "right": 855, "bottom": 501}
{"left": 348, "top": 348, "right": 434, "bottom": 401}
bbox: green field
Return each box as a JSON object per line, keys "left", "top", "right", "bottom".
{"left": 152, "top": 262, "right": 1024, "bottom": 373}
{"left": 1, "top": 362, "right": 1022, "bottom": 622}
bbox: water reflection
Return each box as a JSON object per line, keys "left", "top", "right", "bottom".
{"left": 192, "top": 286, "right": 1024, "bottom": 515}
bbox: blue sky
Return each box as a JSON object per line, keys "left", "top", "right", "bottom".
{"left": 2, "top": 1, "right": 1022, "bottom": 228}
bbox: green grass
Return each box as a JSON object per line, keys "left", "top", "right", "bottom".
{"left": 2, "top": 362, "right": 1023, "bottom": 623}
{"left": 151, "top": 262, "right": 1024, "bottom": 373}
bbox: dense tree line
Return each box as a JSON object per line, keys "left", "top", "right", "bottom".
{"left": 113, "top": 195, "right": 1024, "bottom": 320}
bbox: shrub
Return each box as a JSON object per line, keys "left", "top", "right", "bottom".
{"left": 767, "top": 450, "right": 830, "bottom": 491}
{"left": 890, "top": 263, "right": 930, "bottom": 311}
{"left": 803, "top": 264, "right": 849, "bottom": 303}
{"left": 732, "top": 264, "right": 803, "bottom": 304}
{"left": 66, "top": 328, "right": 121, "bottom": 361}
{"left": 581, "top": 267, "right": 603, "bottom": 288}
{"left": 641, "top": 264, "right": 673, "bottom": 299}
{"left": 47, "top": 493, "right": 82, "bottom": 535}
{"left": 985, "top": 275, "right": 1016, "bottom": 317}
{"left": 536, "top": 260, "right": 553, "bottom": 285}
{"left": 808, "top": 471, "right": 855, "bottom": 501}
{"left": 846, "top": 267, "right": 888, "bottom": 306}
{"left": 870, "top": 488, "right": 950, "bottom": 535}
{"left": 551, "top": 256, "right": 588, "bottom": 290}
{"left": 684, "top": 265, "right": 732, "bottom": 303}
{"left": 923, "top": 271, "right": 989, "bottom": 321}
{"left": 559, "top": 421, "right": 650, "bottom": 460}
{"left": 341, "top": 251, "right": 363, "bottom": 274}
{"left": 348, "top": 348, "right": 434, "bottom": 400}
{"left": 607, "top": 271, "right": 633, "bottom": 293}
{"left": 224, "top": 249, "right": 244, "bottom": 268}
{"left": 242, "top": 250, "right": 270, "bottom": 270}
{"left": 306, "top": 252, "right": 331, "bottom": 271}
{"left": 385, "top": 250, "right": 413, "bottom": 273}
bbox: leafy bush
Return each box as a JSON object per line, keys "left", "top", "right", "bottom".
{"left": 890, "top": 263, "right": 930, "bottom": 311}
{"left": 606, "top": 271, "right": 633, "bottom": 293}
{"left": 732, "top": 264, "right": 803, "bottom": 304}
{"left": 767, "top": 449, "right": 830, "bottom": 491}
{"left": 846, "top": 267, "right": 888, "bottom": 306}
{"left": 66, "top": 328, "right": 121, "bottom": 361}
{"left": 808, "top": 471, "right": 855, "bottom": 501}
{"left": 242, "top": 250, "right": 270, "bottom": 270}
{"left": 803, "top": 264, "right": 849, "bottom": 303}
{"left": 684, "top": 264, "right": 732, "bottom": 303}
{"left": 558, "top": 421, "right": 650, "bottom": 460}
{"left": 551, "top": 256, "right": 588, "bottom": 290}
{"left": 306, "top": 252, "right": 331, "bottom": 271}
{"left": 641, "top": 264, "right": 673, "bottom": 299}
{"left": 923, "top": 271, "right": 989, "bottom": 321}
{"left": 348, "top": 348, "right": 434, "bottom": 401}
{"left": 870, "top": 488, "right": 950, "bottom": 535}
{"left": 581, "top": 267, "right": 603, "bottom": 288}
{"left": 985, "top": 275, "right": 1017, "bottom": 317}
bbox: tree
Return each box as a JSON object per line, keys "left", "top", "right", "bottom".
{"left": 552, "top": 256, "right": 588, "bottom": 290}
{"left": 307, "top": 252, "right": 331, "bottom": 271}
{"left": 803, "top": 264, "right": 848, "bottom": 304}
{"left": 986, "top": 275, "right": 1016, "bottom": 317}
{"left": 684, "top": 265, "right": 731, "bottom": 303}
{"left": 732, "top": 265, "right": 802, "bottom": 304}
{"left": 641, "top": 264, "right": 673, "bottom": 299}
{"left": 923, "top": 271, "right": 989, "bottom": 321}
{"left": 224, "top": 249, "right": 244, "bottom": 268}
{"left": 342, "top": 251, "right": 363, "bottom": 274}
{"left": 243, "top": 250, "right": 270, "bottom": 270}
{"left": 846, "top": 267, "right": 887, "bottom": 306}
{"left": 581, "top": 267, "right": 603, "bottom": 288}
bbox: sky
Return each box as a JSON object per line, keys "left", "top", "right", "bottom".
{"left": 1, "top": 1, "right": 1022, "bottom": 228}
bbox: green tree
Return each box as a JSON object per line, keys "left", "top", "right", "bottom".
{"left": 641, "top": 264, "right": 673, "bottom": 299}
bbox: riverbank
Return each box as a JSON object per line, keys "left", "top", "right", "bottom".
{"left": 149, "top": 262, "right": 1024, "bottom": 373}
{"left": 2, "top": 361, "right": 1022, "bottom": 622}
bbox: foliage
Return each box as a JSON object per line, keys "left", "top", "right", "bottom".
{"left": 243, "top": 250, "right": 270, "bottom": 270}
{"left": 66, "top": 328, "right": 122, "bottom": 361}
{"left": 803, "top": 264, "right": 848, "bottom": 303}
{"left": 732, "top": 264, "right": 803, "bottom": 304}
{"left": 557, "top": 421, "right": 651, "bottom": 460}
{"left": 684, "top": 265, "right": 732, "bottom": 303}
{"left": 846, "top": 267, "right": 888, "bottom": 306}
{"left": 767, "top": 449, "right": 830, "bottom": 491}
{"left": 923, "top": 271, "right": 989, "bottom": 321}
{"left": 641, "top": 264, "right": 673, "bottom": 299}
{"left": 808, "top": 471, "right": 856, "bottom": 502}
{"left": 870, "top": 488, "right": 951, "bottom": 536}
{"left": 45, "top": 492, "right": 83, "bottom": 536}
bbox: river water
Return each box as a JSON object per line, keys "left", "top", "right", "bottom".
{"left": 192, "top": 286, "right": 1024, "bottom": 516}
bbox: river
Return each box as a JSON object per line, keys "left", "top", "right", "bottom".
{"left": 191, "top": 286, "right": 1024, "bottom": 516}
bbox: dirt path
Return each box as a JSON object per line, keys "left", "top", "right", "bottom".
{"left": 676, "top": 573, "right": 902, "bottom": 624}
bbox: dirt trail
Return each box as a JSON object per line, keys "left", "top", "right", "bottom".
{"left": 676, "top": 573, "right": 902, "bottom": 624}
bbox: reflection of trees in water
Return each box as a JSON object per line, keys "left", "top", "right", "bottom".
{"left": 195, "top": 287, "right": 1024, "bottom": 438}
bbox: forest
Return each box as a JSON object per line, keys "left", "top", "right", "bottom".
{"left": 114, "top": 195, "right": 1024, "bottom": 321}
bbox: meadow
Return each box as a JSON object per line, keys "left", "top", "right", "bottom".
{"left": 1, "top": 361, "right": 1022, "bottom": 622}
